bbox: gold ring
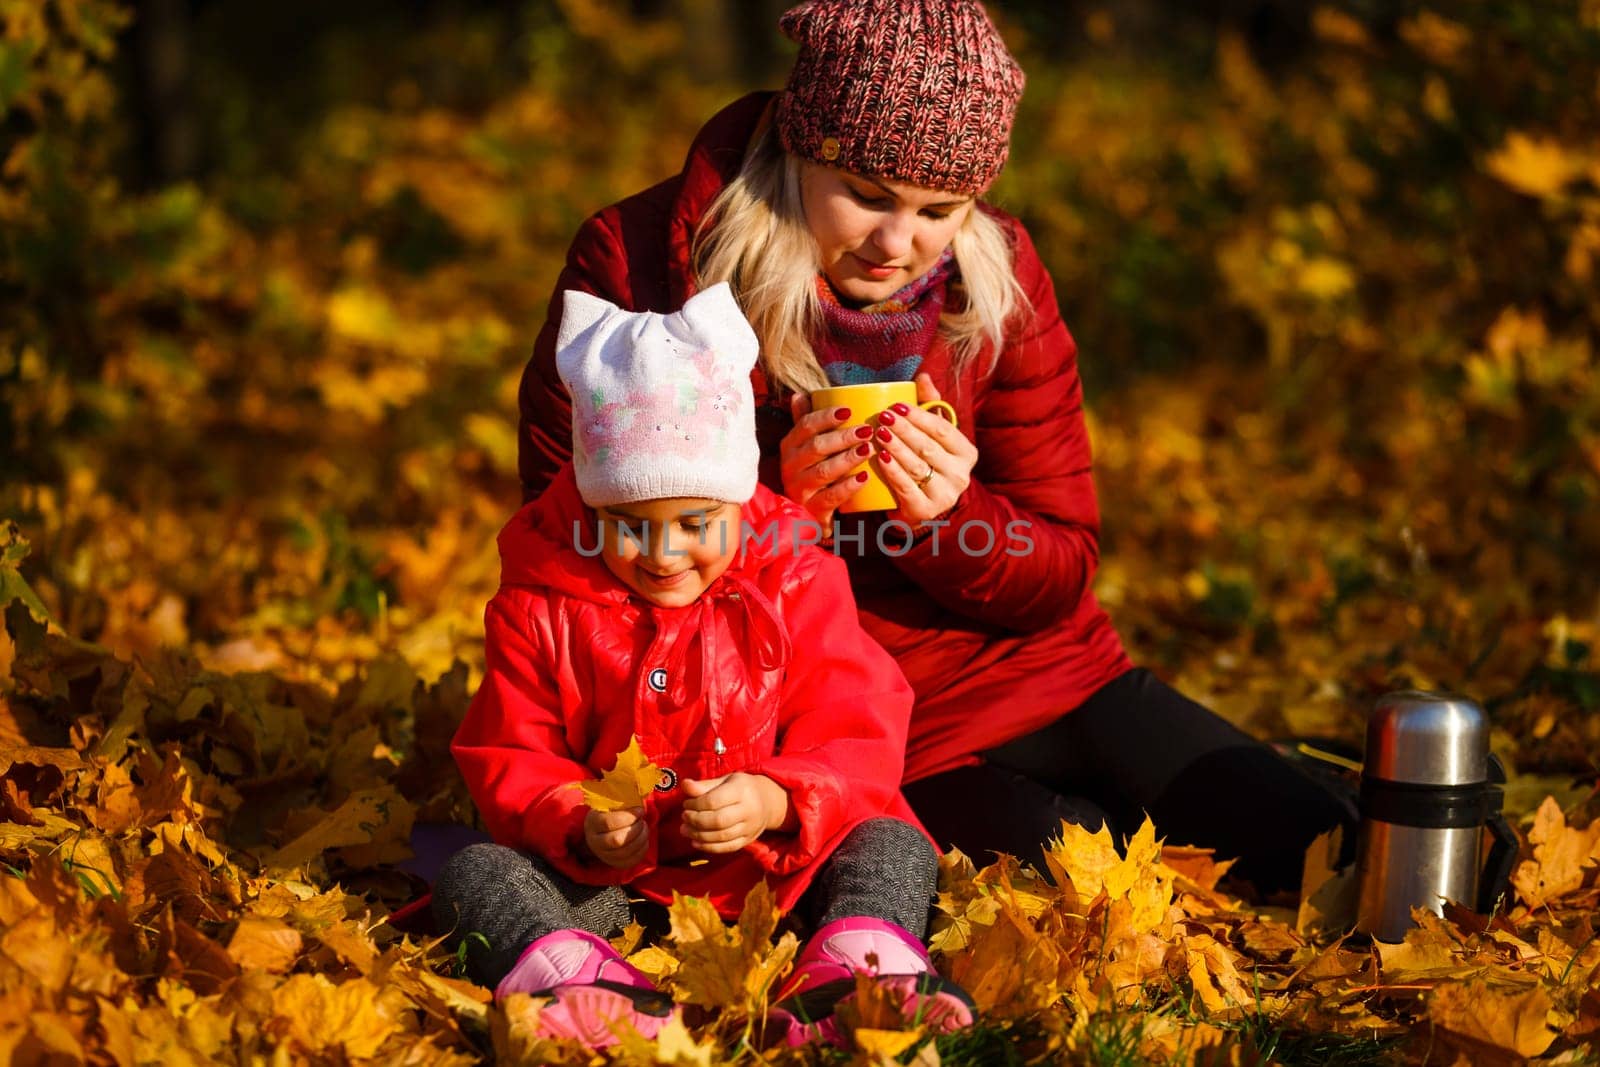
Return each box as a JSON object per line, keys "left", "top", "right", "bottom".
{"left": 916, "top": 465, "right": 935, "bottom": 491}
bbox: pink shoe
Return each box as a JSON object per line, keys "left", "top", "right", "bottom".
{"left": 495, "top": 929, "right": 677, "bottom": 1048}
{"left": 763, "top": 918, "right": 975, "bottom": 1048}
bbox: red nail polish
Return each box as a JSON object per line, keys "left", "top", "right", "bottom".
{"left": 834, "top": 407, "right": 851, "bottom": 421}
{"left": 878, "top": 450, "right": 894, "bottom": 464}
{"left": 879, "top": 410, "right": 896, "bottom": 425}
{"left": 854, "top": 425, "right": 873, "bottom": 439}
{"left": 855, "top": 471, "right": 869, "bottom": 483}
{"left": 855, "top": 443, "right": 870, "bottom": 457}
{"left": 875, "top": 427, "right": 891, "bottom": 443}
{"left": 891, "top": 403, "right": 911, "bottom": 416}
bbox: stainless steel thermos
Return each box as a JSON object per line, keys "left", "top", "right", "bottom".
{"left": 1354, "top": 691, "right": 1518, "bottom": 942}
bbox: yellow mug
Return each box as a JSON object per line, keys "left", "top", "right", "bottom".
{"left": 810, "top": 381, "right": 958, "bottom": 513}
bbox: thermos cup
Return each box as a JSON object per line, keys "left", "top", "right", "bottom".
{"left": 1354, "top": 691, "right": 1518, "bottom": 943}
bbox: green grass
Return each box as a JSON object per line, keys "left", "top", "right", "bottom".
{"left": 844, "top": 1004, "right": 1412, "bottom": 1067}
{"left": 931, "top": 1018, "right": 1054, "bottom": 1066}
{"left": 1225, "top": 1020, "right": 1406, "bottom": 1066}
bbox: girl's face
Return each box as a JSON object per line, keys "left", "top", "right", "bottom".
{"left": 799, "top": 163, "right": 975, "bottom": 304}
{"left": 593, "top": 498, "right": 741, "bottom": 608}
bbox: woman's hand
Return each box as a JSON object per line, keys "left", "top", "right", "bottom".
{"left": 876, "top": 372, "right": 979, "bottom": 525}
{"left": 779, "top": 394, "right": 872, "bottom": 527}
{"left": 680, "top": 773, "right": 792, "bottom": 854}
{"left": 584, "top": 806, "right": 649, "bottom": 869}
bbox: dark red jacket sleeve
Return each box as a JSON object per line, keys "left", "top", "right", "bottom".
{"left": 747, "top": 550, "right": 916, "bottom": 875}
{"left": 885, "top": 221, "right": 1102, "bottom": 633}
{"left": 518, "top": 210, "right": 633, "bottom": 501}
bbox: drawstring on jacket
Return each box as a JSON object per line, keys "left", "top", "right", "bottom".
{"left": 660, "top": 574, "right": 791, "bottom": 750}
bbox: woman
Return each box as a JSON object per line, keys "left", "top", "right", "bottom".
{"left": 515, "top": 0, "right": 1355, "bottom": 896}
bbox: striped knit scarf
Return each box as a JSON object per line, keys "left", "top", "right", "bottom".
{"left": 814, "top": 249, "right": 957, "bottom": 385}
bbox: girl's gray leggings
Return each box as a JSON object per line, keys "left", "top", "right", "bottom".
{"left": 432, "top": 816, "right": 937, "bottom": 988}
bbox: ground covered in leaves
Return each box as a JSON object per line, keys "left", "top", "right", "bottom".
{"left": 4, "top": 0, "right": 1600, "bottom": 1063}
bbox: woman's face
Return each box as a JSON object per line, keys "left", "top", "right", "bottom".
{"left": 799, "top": 163, "right": 975, "bottom": 304}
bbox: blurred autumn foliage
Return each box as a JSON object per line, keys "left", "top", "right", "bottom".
{"left": 3, "top": 0, "right": 1600, "bottom": 1062}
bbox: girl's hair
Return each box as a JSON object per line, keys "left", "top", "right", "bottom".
{"left": 692, "top": 121, "right": 1028, "bottom": 395}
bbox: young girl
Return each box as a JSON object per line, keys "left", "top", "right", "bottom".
{"left": 433, "top": 282, "right": 973, "bottom": 1049}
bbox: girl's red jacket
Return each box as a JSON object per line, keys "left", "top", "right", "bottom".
{"left": 454, "top": 465, "right": 926, "bottom": 917}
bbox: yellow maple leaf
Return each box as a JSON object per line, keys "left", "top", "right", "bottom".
{"left": 226, "top": 916, "right": 303, "bottom": 974}
{"left": 945, "top": 897, "right": 1067, "bottom": 1017}
{"left": 1398, "top": 11, "right": 1472, "bottom": 67}
{"left": 152, "top": 821, "right": 229, "bottom": 870}
{"left": 1045, "top": 819, "right": 1122, "bottom": 901}
{"left": 855, "top": 1027, "right": 925, "bottom": 1059}
{"left": 575, "top": 735, "right": 663, "bottom": 813}
{"left": 260, "top": 785, "right": 415, "bottom": 871}
{"left": 266, "top": 973, "right": 412, "bottom": 1060}
{"left": 984, "top": 856, "right": 1057, "bottom": 920}
{"left": 325, "top": 285, "right": 399, "bottom": 347}
{"left": 1132, "top": 1013, "right": 1230, "bottom": 1064}
{"left": 610, "top": 919, "right": 646, "bottom": 958}
{"left": 1097, "top": 898, "right": 1173, "bottom": 1006}
{"left": 1427, "top": 978, "right": 1557, "bottom": 1059}
{"left": 1109, "top": 819, "right": 1174, "bottom": 934}
{"left": 1184, "top": 934, "right": 1257, "bottom": 1015}
{"left": 132, "top": 978, "right": 239, "bottom": 1063}
{"left": 95, "top": 997, "right": 136, "bottom": 1066}
{"left": 1160, "top": 844, "right": 1236, "bottom": 892}
{"left": 1296, "top": 256, "right": 1355, "bottom": 301}
{"left": 930, "top": 852, "right": 1053, "bottom": 956}
{"left": 92, "top": 759, "right": 145, "bottom": 834}
{"left": 1486, "top": 133, "right": 1588, "bottom": 200}
{"left": 1375, "top": 910, "right": 1470, "bottom": 981}
{"left": 2, "top": 893, "right": 76, "bottom": 994}
{"left": 385, "top": 963, "right": 492, "bottom": 1032}
{"left": 1312, "top": 8, "right": 1370, "bottom": 47}
{"left": 1048, "top": 817, "right": 1173, "bottom": 937}
{"left": 1511, "top": 795, "right": 1600, "bottom": 908}
{"left": 1236, "top": 920, "right": 1304, "bottom": 961}
{"left": 611, "top": 1014, "right": 718, "bottom": 1066}
{"left": 1296, "top": 826, "right": 1358, "bottom": 937}
{"left": 626, "top": 944, "right": 681, "bottom": 984}
{"left": 929, "top": 847, "right": 986, "bottom": 954}
{"left": 19, "top": 1017, "right": 88, "bottom": 1062}
{"left": 664, "top": 882, "right": 798, "bottom": 1015}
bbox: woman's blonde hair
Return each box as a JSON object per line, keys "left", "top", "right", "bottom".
{"left": 692, "top": 122, "right": 1027, "bottom": 395}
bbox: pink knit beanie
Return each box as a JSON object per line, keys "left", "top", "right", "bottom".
{"left": 775, "top": 0, "right": 1026, "bottom": 196}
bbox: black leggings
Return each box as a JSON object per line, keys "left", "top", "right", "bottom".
{"left": 901, "top": 668, "right": 1357, "bottom": 895}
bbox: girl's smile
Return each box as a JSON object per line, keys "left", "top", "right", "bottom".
{"left": 593, "top": 498, "right": 741, "bottom": 607}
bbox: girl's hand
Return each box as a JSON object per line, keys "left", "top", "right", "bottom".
{"left": 680, "top": 773, "right": 792, "bottom": 854}
{"left": 779, "top": 393, "right": 872, "bottom": 527}
{"left": 875, "top": 373, "right": 978, "bottom": 526}
{"left": 584, "top": 806, "right": 649, "bottom": 869}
